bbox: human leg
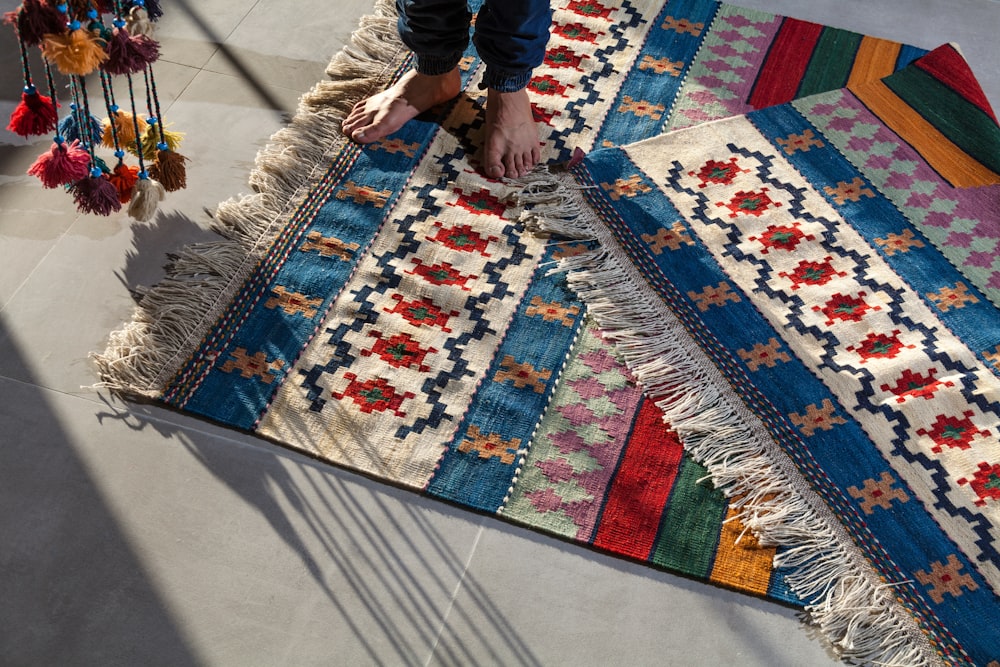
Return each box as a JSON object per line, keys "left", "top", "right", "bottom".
{"left": 474, "top": 0, "right": 552, "bottom": 178}
{"left": 342, "top": 0, "right": 469, "bottom": 143}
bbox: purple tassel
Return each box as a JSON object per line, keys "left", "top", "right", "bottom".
{"left": 142, "top": 0, "right": 163, "bottom": 21}
{"left": 70, "top": 169, "right": 123, "bottom": 216}
{"left": 4, "top": 0, "right": 66, "bottom": 47}
{"left": 104, "top": 28, "right": 159, "bottom": 75}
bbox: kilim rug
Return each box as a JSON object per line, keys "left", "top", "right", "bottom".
{"left": 94, "top": 0, "right": 996, "bottom": 663}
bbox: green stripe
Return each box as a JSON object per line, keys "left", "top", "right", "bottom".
{"left": 649, "top": 455, "right": 728, "bottom": 577}
{"left": 797, "top": 28, "right": 864, "bottom": 98}
{"left": 884, "top": 65, "right": 1000, "bottom": 175}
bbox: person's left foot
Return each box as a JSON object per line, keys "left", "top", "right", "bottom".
{"left": 484, "top": 87, "right": 540, "bottom": 179}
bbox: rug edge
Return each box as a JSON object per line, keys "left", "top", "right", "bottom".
{"left": 91, "top": 0, "right": 405, "bottom": 398}
{"left": 514, "top": 168, "right": 946, "bottom": 667}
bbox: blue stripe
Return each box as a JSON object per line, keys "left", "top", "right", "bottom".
{"left": 427, "top": 245, "right": 587, "bottom": 511}
{"left": 593, "top": 0, "right": 721, "bottom": 147}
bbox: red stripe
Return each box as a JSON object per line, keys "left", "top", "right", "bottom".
{"left": 914, "top": 44, "right": 998, "bottom": 123}
{"left": 748, "top": 18, "right": 825, "bottom": 109}
{"left": 592, "top": 398, "right": 685, "bottom": 559}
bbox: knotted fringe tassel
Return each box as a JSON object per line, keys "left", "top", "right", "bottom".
{"left": 7, "top": 87, "right": 58, "bottom": 137}
{"left": 102, "top": 109, "right": 147, "bottom": 149}
{"left": 147, "top": 148, "right": 187, "bottom": 191}
{"left": 108, "top": 162, "right": 139, "bottom": 203}
{"left": 125, "top": 6, "right": 154, "bottom": 38}
{"left": 71, "top": 168, "right": 122, "bottom": 215}
{"left": 5, "top": 0, "right": 65, "bottom": 46}
{"left": 58, "top": 108, "right": 103, "bottom": 145}
{"left": 510, "top": 169, "right": 944, "bottom": 667}
{"left": 28, "top": 138, "right": 91, "bottom": 188}
{"left": 127, "top": 175, "right": 164, "bottom": 222}
{"left": 104, "top": 27, "right": 159, "bottom": 75}
{"left": 41, "top": 25, "right": 109, "bottom": 76}
{"left": 94, "top": 0, "right": 405, "bottom": 397}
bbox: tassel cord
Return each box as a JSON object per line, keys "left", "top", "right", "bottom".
{"left": 124, "top": 70, "right": 147, "bottom": 175}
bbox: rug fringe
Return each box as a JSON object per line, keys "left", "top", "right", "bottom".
{"left": 93, "top": 0, "right": 406, "bottom": 396}
{"left": 513, "top": 169, "right": 946, "bottom": 667}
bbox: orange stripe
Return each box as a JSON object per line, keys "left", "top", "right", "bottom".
{"left": 708, "top": 504, "right": 776, "bottom": 596}
{"left": 847, "top": 36, "right": 902, "bottom": 88}
{"left": 850, "top": 78, "right": 1000, "bottom": 187}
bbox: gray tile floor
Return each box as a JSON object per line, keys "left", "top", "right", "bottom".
{"left": 0, "top": 0, "right": 996, "bottom": 665}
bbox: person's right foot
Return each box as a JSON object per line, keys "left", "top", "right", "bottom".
{"left": 342, "top": 68, "right": 462, "bottom": 144}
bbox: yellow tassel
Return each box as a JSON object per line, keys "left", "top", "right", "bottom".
{"left": 137, "top": 123, "right": 185, "bottom": 161}
{"left": 41, "top": 28, "right": 109, "bottom": 76}
{"left": 102, "top": 111, "right": 149, "bottom": 149}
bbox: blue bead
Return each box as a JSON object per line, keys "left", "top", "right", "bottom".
{"left": 90, "top": 167, "right": 102, "bottom": 178}
{"left": 24, "top": 85, "right": 36, "bottom": 95}
{"left": 115, "top": 150, "right": 126, "bottom": 158}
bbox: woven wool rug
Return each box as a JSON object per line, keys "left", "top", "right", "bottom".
{"left": 95, "top": 0, "right": 990, "bottom": 662}
{"left": 529, "top": 43, "right": 1000, "bottom": 666}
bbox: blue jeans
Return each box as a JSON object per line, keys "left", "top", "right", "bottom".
{"left": 396, "top": 0, "right": 552, "bottom": 92}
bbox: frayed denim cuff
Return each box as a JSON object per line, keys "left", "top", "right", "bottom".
{"left": 413, "top": 52, "right": 464, "bottom": 76}
{"left": 481, "top": 66, "right": 533, "bottom": 93}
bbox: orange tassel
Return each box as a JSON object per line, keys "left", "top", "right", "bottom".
{"left": 41, "top": 26, "right": 108, "bottom": 76}
{"left": 108, "top": 163, "right": 139, "bottom": 203}
{"left": 102, "top": 111, "right": 147, "bottom": 149}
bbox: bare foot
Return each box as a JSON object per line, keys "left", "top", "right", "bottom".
{"left": 484, "top": 87, "right": 540, "bottom": 179}
{"left": 343, "top": 68, "right": 462, "bottom": 144}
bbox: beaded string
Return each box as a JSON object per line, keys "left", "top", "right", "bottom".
{"left": 124, "top": 70, "right": 148, "bottom": 178}
{"left": 99, "top": 70, "right": 127, "bottom": 165}
{"left": 12, "top": 20, "right": 35, "bottom": 95}
{"left": 142, "top": 63, "right": 168, "bottom": 153}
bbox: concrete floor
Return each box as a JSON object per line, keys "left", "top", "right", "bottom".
{"left": 0, "top": 0, "right": 996, "bottom": 665}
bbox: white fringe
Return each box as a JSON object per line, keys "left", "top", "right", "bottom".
{"left": 514, "top": 169, "right": 948, "bottom": 667}
{"left": 93, "top": 0, "right": 406, "bottom": 396}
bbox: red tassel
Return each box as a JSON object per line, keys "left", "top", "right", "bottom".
{"left": 104, "top": 28, "right": 159, "bottom": 75}
{"left": 70, "top": 171, "right": 123, "bottom": 216}
{"left": 148, "top": 149, "right": 187, "bottom": 192}
{"left": 7, "top": 88, "right": 59, "bottom": 137}
{"left": 108, "top": 162, "right": 139, "bottom": 203}
{"left": 5, "top": 0, "right": 66, "bottom": 47}
{"left": 27, "top": 139, "right": 91, "bottom": 188}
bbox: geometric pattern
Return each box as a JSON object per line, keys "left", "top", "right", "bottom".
{"left": 569, "top": 54, "right": 1000, "bottom": 659}
{"left": 101, "top": 0, "right": 988, "bottom": 661}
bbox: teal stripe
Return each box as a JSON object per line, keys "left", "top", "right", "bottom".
{"left": 883, "top": 65, "right": 1000, "bottom": 175}
{"left": 796, "top": 28, "right": 863, "bottom": 98}
{"left": 649, "top": 455, "right": 727, "bottom": 576}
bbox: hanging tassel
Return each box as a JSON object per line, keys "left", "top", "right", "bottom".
{"left": 108, "top": 160, "right": 139, "bottom": 203}
{"left": 141, "top": 0, "right": 163, "bottom": 21}
{"left": 7, "top": 86, "right": 59, "bottom": 137}
{"left": 58, "top": 106, "right": 104, "bottom": 145}
{"left": 70, "top": 167, "right": 122, "bottom": 215}
{"left": 127, "top": 173, "right": 165, "bottom": 221}
{"left": 41, "top": 20, "right": 109, "bottom": 75}
{"left": 4, "top": 0, "right": 66, "bottom": 47}
{"left": 102, "top": 107, "right": 147, "bottom": 148}
{"left": 136, "top": 120, "right": 182, "bottom": 160}
{"left": 27, "top": 138, "right": 92, "bottom": 188}
{"left": 125, "top": 5, "right": 153, "bottom": 37}
{"left": 104, "top": 21, "right": 159, "bottom": 74}
{"left": 148, "top": 147, "right": 187, "bottom": 191}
